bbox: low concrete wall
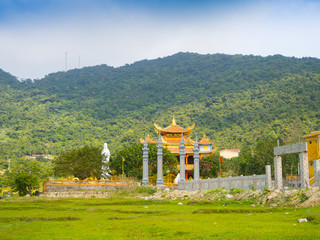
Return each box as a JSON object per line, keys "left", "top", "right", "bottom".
{"left": 41, "top": 191, "right": 111, "bottom": 198}
{"left": 178, "top": 174, "right": 269, "bottom": 191}
{"left": 178, "top": 165, "right": 272, "bottom": 191}
{"left": 44, "top": 185, "right": 122, "bottom": 192}
{"left": 43, "top": 180, "right": 127, "bottom": 192}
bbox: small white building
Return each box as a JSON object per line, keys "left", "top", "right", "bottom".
{"left": 219, "top": 149, "right": 240, "bottom": 159}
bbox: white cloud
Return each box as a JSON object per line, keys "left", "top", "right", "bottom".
{"left": 0, "top": 0, "right": 320, "bottom": 79}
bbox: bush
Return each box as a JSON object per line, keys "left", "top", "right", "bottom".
{"left": 14, "top": 172, "right": 40, "bottom": 196}
{"left": 298, "top": 191, "right": 309, "bottom": 203}
{"left": 54, "top": 146, "right": 103, "bottom": 180}
{"left": 6, "top": 158, "right": 51, "bottom": 196}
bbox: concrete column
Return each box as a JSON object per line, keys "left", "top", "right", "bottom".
{"left": 265, "top": 165, "right": 272, "bottom": 190}
{"left": 313, "top": 160, "right": 320, "bottom": 186}
{"left": 299, "top": 152, "right": 309, "bottom": 188}
{"left": 142, "top": 135, "right": 149, "bottom": 185}
{"left": 179, "top": 132, "right": 186, "bottom": 182}
{"left": 156, "top": 133, "right": 164, "bottom": 186}
{"left": 274, "top": 155, "right": 283, "bottom": 190}
{"left": 193, "top": 134, "right": 200, "bottom": 181}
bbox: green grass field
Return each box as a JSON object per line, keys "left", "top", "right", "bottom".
{"left": 0, "top": 196, "right": 320, "bottom": 239}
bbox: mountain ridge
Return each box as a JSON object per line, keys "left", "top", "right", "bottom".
{"left": 0, "top": 52, "right": 320, "bottom": 162}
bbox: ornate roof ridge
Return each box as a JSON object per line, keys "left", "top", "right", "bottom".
{"left": 199, "top": 135, "right": 212, "bottom": 145}
{"left": 154, "top": 116, "right": 195, "bottom": 134}
{"left": 140, "top": 134, "right": 156, "bottom": 144}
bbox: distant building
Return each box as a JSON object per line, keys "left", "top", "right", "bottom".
{"left": 219, "top": 149, "right": 240, "bottom": 159}
{"left": 25, "top": 154, "right": 54, "bottom": 160}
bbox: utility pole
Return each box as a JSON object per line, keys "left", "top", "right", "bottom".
{"left": 65, "top": 52, "right": 68, "bottom": 71}
{"left": 122, "top": 157, "right": 125, "bottom": 179}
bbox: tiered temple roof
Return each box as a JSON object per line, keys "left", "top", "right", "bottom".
{"left": 199, "top": 135, "right": 212, "bottom": 145}
{"left": 154, "top": 116, "right": 195, "bottom": 135}
{"left": 141, "top": 116, "right": 217, "bottom": 157}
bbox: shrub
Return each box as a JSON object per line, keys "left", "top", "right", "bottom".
{"left": 298, "top": 191, "right": 309, "bottom": 203}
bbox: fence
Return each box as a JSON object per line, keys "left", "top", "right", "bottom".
{"left": 178, "top": 165, "right": 272, "bottom": 191}
{"left": 43, "top": 179, "right": 126, "bottom": 192}
{"left": 178, "top": 174, "right": 268, "bottom": 191}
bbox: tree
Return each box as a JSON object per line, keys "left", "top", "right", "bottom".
{"left": 237, "top": 137, "right": 299, "bottom": 176}
{"left": 6, "top": 158, "right": 52, "bottom": 196}
{"left": 253, "top": 137, "right": 278, "bottom": 174}
{"left": 53, "top": 145, "right": 103, "bottom": 179}
{"left": 236, "top": 145, "right": 255, "bottom": 175}
{"left": 13, "top": 172, "right": 40, "bottom": 196}
{"left": 200, "top": 152, "right": 222, "bottom": 178}
{"left": 110, "top": 143, "right": 177, "bottom": 179}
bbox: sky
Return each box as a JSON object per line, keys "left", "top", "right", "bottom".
{"left": 0, "top": 0, "right": 320, "bottom": 80}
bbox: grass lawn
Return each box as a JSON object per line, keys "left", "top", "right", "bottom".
{"left": 0, "top": 196, "right": 320, "bottom": 239}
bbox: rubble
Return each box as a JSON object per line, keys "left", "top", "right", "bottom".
{"left": 147, "top": 186, "right": 320, "bottom": 207}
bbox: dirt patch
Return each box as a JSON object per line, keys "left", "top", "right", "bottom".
{"left": 300, "top": 187, "right": 320, "bottom": 207}
{"left": 150, "top": 187, "right": 320, "bottom": 207}
{"left": 107, "top": 216, "right": 139, "bottom": 220}
{"left": 1, "top": 216, "right": 80, "bottom": 222}
{"left": 192, "top": 208, "right": 283, "bottom": 214}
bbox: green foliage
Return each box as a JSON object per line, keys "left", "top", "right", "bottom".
{"left": 135, "top": 186, "right": 157, "bottom": 195}
{"left": 114, "top": 185, "right": 157, "bottom": 196}
{"left": 1, "top": 53, "right": 320, "bottom": 161}
{"left": 235, "top": 137, "right": 299, "bottom": 176}
{"left": 5, "top": 158, "right": 52, "bottom": 196}
{"left": 298, "top": 190, "right": 310, "bottom": 203}
{"left": 53, "top": 146, "right": 103, "bottom": 180}
{"left": 14, "top": 172, "right": 40, "bottom": 196}
{"left": 200, "top": 152, "right": 222, "bottom": 178}
{"left": 1, "top": 197, "right": 320, "bottom": 239}
{"left": 230, "top": 188, "right": 242, "bottom": 194}
{"left": 110, "top": 143, "right": 177, "bottom": 179}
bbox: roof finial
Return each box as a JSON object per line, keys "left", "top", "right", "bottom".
{"left": 172, "top": 115, "right": 176, "bottom": 125}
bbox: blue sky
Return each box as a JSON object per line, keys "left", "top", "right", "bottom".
{"left": 1, "top": 0, "right": 320, "bottom": 79}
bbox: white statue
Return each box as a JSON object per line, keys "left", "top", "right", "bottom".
{"left": 174, "top": 173, "right": 180, "bottom": 185}
{"left": 101, "top": 143, "right": 110, "bottom": 179}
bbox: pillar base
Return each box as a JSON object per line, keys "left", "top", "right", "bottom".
{"left": 142, "top": 179, "right": 149, "bottom": 186}
{"left": 156, "top": 179, "right": 164, "bottom": 186}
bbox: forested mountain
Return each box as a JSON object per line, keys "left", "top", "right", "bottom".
{"left": 1, "top": 52, "right": 320, "bottom": 162}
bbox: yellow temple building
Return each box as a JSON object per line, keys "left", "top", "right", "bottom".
{"left": 141, "top": 116, "right": 217, "bottom": 179}
{"left": 303, "top": 131, "right": 320, "bottom": 185}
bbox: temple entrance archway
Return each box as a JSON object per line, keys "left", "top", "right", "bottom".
{"left": 273, "top": 142, "right": 309, "bottom": 189}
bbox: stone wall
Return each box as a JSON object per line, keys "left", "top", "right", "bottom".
{"left": 41, "top": 191, "right": 111, "bottom": 198}
{"left": 178, "top": 165, "right": 272, "bottom": 191}
{"left": 44, "top": 185, "right": 122, "bottom": 192}
{"left": 43, "top": 180, "right": 127, "bottom": 192}
{"left": 178, "top": 174, "right": 270, "bottom": 191}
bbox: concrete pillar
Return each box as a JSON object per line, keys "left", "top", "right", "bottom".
{"left": 299, "top": 152, "right": 309, "bottom": 188}
{"left": 274, "top": 155, "right": 283, "bottom": 190}
{"left": 313, "top": 160, "right": 320, "bottom": 186}
{"left": 179, "top": 132, "right": 186, "bottom": 182}
{"left": 142, "top": 135, "right": 149, "bottom": 185}
{"left": 193, "top": 134, "right": 200, "bottom": 181}
{"left": 265, "top": 165, "right": 272, "bottom": 190}
{"left": 156, "top": 133, "right": 164, "bottom": 186}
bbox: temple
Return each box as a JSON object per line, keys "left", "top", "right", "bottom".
{"left": 303, "top": 131, "right": 320, "bottom": 185}
{"left": 141, "top": 116, "right": 217, "bottom": 179}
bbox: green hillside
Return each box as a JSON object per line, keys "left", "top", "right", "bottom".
{"left": 1, "top": 52, "right": 320, "bottom": 161}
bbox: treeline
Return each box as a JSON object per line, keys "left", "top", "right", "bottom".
{"left": 0, "top": 53, "right": 320, "bottom": 161}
